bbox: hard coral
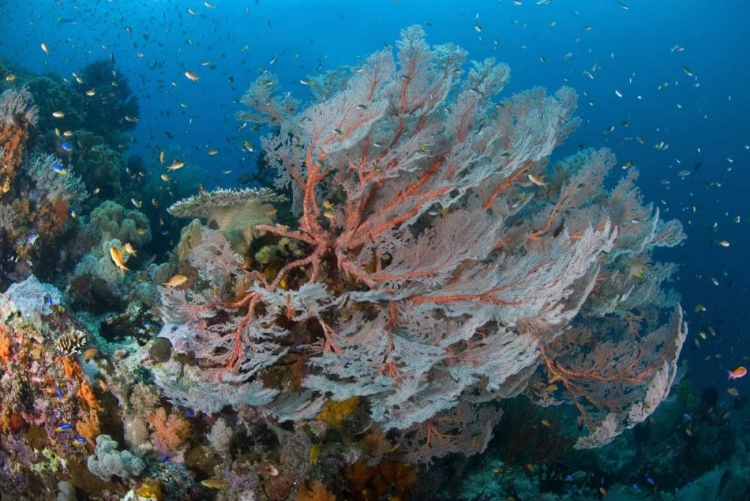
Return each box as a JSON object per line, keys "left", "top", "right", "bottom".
{"left": 72, "top": 130, "right": 125, "bottom": 201}
{"left": 90, "top": 200, "right": 151, "bottom": 247}
{"left": 167, "top": 187, "right": 286, "bottom": 254}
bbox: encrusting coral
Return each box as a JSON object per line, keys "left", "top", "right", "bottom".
{"left": 167, "top": 187, "right": 286, "bottom": 253}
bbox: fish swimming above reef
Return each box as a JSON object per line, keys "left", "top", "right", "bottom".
{"left": 109, "top": 247, "right": 129, "bottom": 274}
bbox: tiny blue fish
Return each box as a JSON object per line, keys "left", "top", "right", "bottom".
{"left": 51, "top": 162, "right": 67, "bottom": 174}
{"left": 633, "top": 484, "right": 639, "bottom": 490}
{"left": 61, "top": 142, "right": 72, "bottom": 151}
{"left": 56, "top": 423, "right": 73, "bottom": 431}
{"left": 55, "top": 385, "right": 63, "bottom": 399}
{"left": 186, "top": 410, "right": 195, "bottom": 418}
{"left": 683, "top": 413, "right": 691, "bottom": 420}
{"left": 160, "top": 230, "right": 170, "bottom": 235}
{"left": 73, "top": 436, "right": 87, "bottom": 444}
{"left": 160, "top": 455, "right": 170, "bottom": 463}
{"left": 44, "top": 295, "right": 54, "bottom": 306}
{"left": 565, "top": 474, "right": 574, "bottom": 482}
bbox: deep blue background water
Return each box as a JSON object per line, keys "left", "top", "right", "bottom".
{"left": 2, "top": 0, "right": 750, "bottom": 403}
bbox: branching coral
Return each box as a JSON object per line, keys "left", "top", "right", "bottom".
{"left": 26, "top": 152, "right": 87, "bottom": 203}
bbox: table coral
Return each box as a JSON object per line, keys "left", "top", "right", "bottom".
{"left": 167, "top": 187, "right": 286, "bottom": 254}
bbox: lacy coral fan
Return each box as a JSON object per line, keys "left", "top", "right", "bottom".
{"left": 154, "top": 26, "right": 686, "bottom": 462}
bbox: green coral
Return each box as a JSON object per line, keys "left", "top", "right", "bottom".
{"left": 29, "top": 447, "right": 68, "bottom": 475}
{"left": 90, "top": 200, "right": 151, "bottom": 247}
{"left": 254, "top": 237, "right": 305, "bottom": 265}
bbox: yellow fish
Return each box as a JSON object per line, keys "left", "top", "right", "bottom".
{"left": 109, "top": 247, "right": 129, "bottom": 274}
{"left": 200, "top": 479, "right": 228, "bottom": 489}
{"left": 162, "top": 275, "right": 188, "bottom": 288}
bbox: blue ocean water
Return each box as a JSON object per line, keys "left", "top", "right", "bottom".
{"left": 2, "top": 0, "right": 750, "bottom": 498}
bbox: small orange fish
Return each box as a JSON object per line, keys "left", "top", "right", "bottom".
{"left": 167, "top": 160, "right": 185, "bottom": 171}
{"left": 109, "top": 247, "right": 129, "bottom": 274}
{"left": 162, "top": 275, "right": 188, "bottom": 288}
{"left": 728, "top": 366, "right": 747, "bottom": 380}
{"left": 82, "top": 347, "right": 98, "bottom": 362}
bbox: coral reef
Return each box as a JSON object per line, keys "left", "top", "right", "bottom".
{"left": 167, "top": 187, "right": 286, "bottom": 254}
{"left": 0, "top": 87, "right": 38, "bottom": 194}
{"left": 0, "top": 23, "right": 712, "bottom": 501}
{"left": 152, "top": 27, "right": 686, "bottom": 468}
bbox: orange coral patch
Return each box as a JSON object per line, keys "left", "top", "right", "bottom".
{"left": 0, "top": 325, "right": 11, "bottom": 363}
